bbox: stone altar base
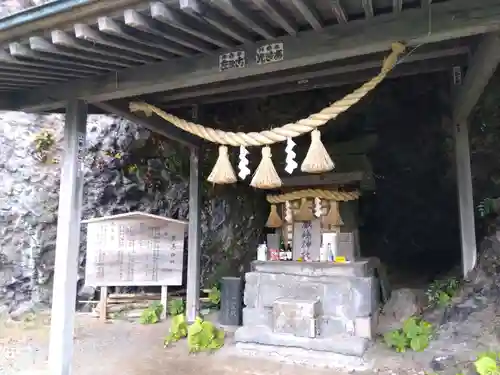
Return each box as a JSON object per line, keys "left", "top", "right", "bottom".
{"left": 229, "top": 342, "right": 374, "bottom": 371}
{"left": 234, "top": 259, "right": 380, "bottom": 361}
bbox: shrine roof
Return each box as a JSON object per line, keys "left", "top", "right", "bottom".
{"left": 81, "top": 212, "right": 188, "bottom": 225}
{"left": 0, "top": 0, "right": 496, "bottom": 146}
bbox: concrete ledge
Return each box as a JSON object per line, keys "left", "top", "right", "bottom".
{"left": 234, "top": 326, "right": 369, "bottom": 357}
{"left": 251, "top": 259, "right": 375, "bottom": 277}
{"left": 229, "top": 342, "right": 373, "bottom": 371}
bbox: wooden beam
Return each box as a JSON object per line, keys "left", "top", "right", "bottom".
{"left": 179, "top": 0, "right": 254, "bottom": 43}
{"left": 150, "top": 2, "right": 235, "bottom": 49}
{"left": 251, "top": 0, "right": 298, "bottom": 36}
{"left": 290, "top": 0, "right": 323, "bottom": 30}
{"left": 332, "top": 0, "right": 348, "bottom": 24}
{"left": 159, "top": 46, "right": 468, "bottom": 103}
{"left": 214, "top": 0, "right": 276, "bottom": 40}
{"left": 13, "top": 0, "right": 500, "bottom": 112}
{"left": 163, "top": 53, "right": 468, "bottom": 108}
{"left": 281, "top": 172, "right": 365, "bottom": 187}
{"left": 93, "top": 100, "right": 200, "bottom": 147}
{"left": 122, "top": 10, "right": 213, "bottom": 54}
{"left": 453, "top": 32, "right": 500, "bottom": 122}
{"left": 362, "top": 0, "right": 374, "bottom": 19}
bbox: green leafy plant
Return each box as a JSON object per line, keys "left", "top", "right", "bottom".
{"left": 33, "top": 130, "right": 56, "bottom": 163}
{"left": 474, "top": 352, "right": 500, "bottom": 375}
{"left": 139, "top": 301, "right": 164, "bottom": 324}
{"left": 164, "top": 315, "right": 225, "bottom": 353}
{"left": 208, "top": 286, "right": 221, "bottom": 308}
{"left": 477, "top": 198, "right": 496, "bottom": 218}
{"left": 426, "top": 277, "right": 460, "bottom": 308}
{"left": 187, "top": 316, "right": 225, "bottom": 353}
{"left": 384, "top": 317, "right": 433, "bottom": 352}
{"left": 167, "top": 298, "right": 185, "bottom": 316}
{"left": 164, "top": 314, "right": 188, "bottom": 346}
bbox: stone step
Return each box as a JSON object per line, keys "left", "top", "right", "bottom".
{"left": 234, "top": 325, "right": 369, "bottom": 357}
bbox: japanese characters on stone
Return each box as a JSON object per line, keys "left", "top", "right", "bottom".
{"left": 219, "top": 51, "right": 246, "bottom": 71}
{"left": 256, "top": 43, "right": 284, "bottom": 65}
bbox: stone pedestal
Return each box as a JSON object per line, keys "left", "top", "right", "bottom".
{"left": 234, "top": 259, "right": 379, "bottom": 358}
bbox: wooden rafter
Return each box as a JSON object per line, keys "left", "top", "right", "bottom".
{"left": 393, "top": 0, "right": 403, "bottom": 13}
{"left": 362, "top": 0, "right": 374, "bottom": 19}
{"left": 215, "top": 0, "right": 276, "bottom": 40}
{"left": 290, "top": 0, "right": 323, "bottom": 30}
{"left": 149, "top": 2, "right": 234, "bottom": 49}
{"left": 179, "top": 0, "right": 254, "bottom": 43}
{"left": 332, "top": 0, "right": 348, "bottom": 24}
{"left": 250, "top": 0, "right": 298, "bottom": 36}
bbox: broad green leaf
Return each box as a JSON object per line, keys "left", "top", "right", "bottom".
{"left": 410, "top": 335, "right": 429, "bottom": 352}
{"left": 403, "top": 317, "right": 421, "bottom": 338}
{"left": 474, "top": 356, "right": 498, "bottom": 375}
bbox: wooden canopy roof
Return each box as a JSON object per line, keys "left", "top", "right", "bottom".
{"left": 0, "top": 0, "right": 498, "bottom": 145}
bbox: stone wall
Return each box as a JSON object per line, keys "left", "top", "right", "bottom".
{"left": 0, "top": 112, "right": 268, "bottom": 316}
{"left": 235, "top": 260, "right": 378, "bottom": 357}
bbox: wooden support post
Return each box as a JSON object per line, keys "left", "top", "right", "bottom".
{"left": 48, "top": 100, "right": 87, "bottom": 375}
{"left": 99, "top": 286, "right": 108, "bottom": 322}
{"left": 186, "top": 145, "right": 201, "bottom": 323}
{"left": 454, "top": 120, "right": 477, "bottom": 278}
{"left": 160, "top": 286, "right": 168, "bottom": 320}
{"left": 450, "top": 34, "right": 500, "bottom": 278}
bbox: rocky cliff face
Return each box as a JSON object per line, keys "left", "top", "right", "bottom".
{"left": 0, "top": 110, "right": 268, "bottom": 316}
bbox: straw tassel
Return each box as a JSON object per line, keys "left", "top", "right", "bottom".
{"left": 324, "top": 201, "right": 344, "bottom": 227}
{"left": 301, "top": 130, "right": 334, "bottom": 174}
{"left": 250, "top": 146, "right": 282, "bottom": 189}
{"left": 207, "top": 145, "right": 237, "bottom": 185}
{"left": 266, "top": 204, "right": 283, "bottom": 228}
{"left": 294, "top": 198, "right": 314, "bottom": 222}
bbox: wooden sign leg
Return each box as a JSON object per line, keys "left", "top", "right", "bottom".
{"left": 100, "top": 286, "right": 108, "bottom": 322}
{"left": 161, "top": 286, "right": 168, "bottom": 320}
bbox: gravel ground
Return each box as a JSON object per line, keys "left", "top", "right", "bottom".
{"left": 0, "top": 312, "right": 350, "bottom": 375}
{"left": 1, "top": 310, "right": 481, "bottom": 375}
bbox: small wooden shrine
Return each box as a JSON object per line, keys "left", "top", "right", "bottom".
{"left": 234, "top": 135, "right": 381, "bottom": 360}
{"left": 263, "top": 135, "right": 376, "bottom": 262}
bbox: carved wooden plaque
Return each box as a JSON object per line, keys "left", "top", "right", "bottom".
{"left": 292, "top": 219, "right": 321, "bottom": 260}
{"left": 83, "top": 213, "right": 188, "bottom": 287}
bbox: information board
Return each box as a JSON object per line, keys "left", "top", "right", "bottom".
{"left": 84, "top": 213, "right": 187, "bottom": 287}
